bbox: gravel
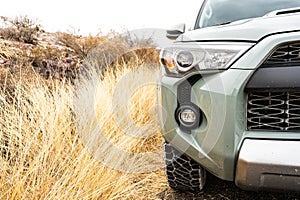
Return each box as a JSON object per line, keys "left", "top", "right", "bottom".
{"left": 158, "top": 173, "right": 300, "bottom": 200}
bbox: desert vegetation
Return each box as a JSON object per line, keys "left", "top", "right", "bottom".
{"left": 0, "top": 16, "right": 167, "bottom": 199}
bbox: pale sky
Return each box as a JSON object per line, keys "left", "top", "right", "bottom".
{"left": 0, "top": 0, "right": 203, "bottom": 36}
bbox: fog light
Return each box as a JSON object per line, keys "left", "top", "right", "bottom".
{"left": 179, "top": 109, "right": 196, "bottom": 124}
{"left": 176, "top": 104, "right": 202, "bottom": 131}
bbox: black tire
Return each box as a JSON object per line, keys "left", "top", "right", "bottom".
{"left": 164, "top": 142, "right": 206, "bottom": 192}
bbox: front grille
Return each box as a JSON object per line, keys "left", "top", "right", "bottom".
{"left": 247, "top": 92, "right": 300, "bottom": 131}
{"left": 262, "top": 42, "right": 300, "bottom": 67}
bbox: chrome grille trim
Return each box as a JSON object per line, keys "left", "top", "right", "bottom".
{"left": 247, "top": 92, "right": 300, "bottom": 131}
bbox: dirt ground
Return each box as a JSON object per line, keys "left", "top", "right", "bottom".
{"left": 158, "top": 173, "right": 300, "bottom": 200}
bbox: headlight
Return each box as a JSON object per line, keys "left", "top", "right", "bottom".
{"left": 160, "top": 43, "right": 253, "bottom": 76}
{"left": 176, "top": 51, "right": 194, "bottom": 71}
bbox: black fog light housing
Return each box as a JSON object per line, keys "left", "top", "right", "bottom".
{"left": 175, "top": 104, "right": 202, "bottom": 131}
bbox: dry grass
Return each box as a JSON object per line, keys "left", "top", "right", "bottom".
{"left": 0, "top": 61, "right": 168, "bottom": 199}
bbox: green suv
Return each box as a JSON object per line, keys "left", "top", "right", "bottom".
{"left": 158, "top": 0, "right": 300, "bottom": 192}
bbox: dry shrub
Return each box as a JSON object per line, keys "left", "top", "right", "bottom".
{"left": 0, "top": 16, "right": 42, "bottom": 44}
{"left": 57, "top": 32, "right": 106, "bottom": 59}
{"left": 0, "top": 60, "right": 167, "bottom": 199}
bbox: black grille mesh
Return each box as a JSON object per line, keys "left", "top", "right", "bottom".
{"left": 177, "top": 75, "right": 201, "bottom": 105}
{"left": 262, "top": 42, "right": 300, "bottom": 67}
{"left": 247, "top": 92, "right": 300, "bottom": 131}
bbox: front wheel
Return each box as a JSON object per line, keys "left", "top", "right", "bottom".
{"left": 164, "top": 143, "right": 206, "bottom": 192}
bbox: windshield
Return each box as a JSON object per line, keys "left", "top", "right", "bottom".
{"left": 197, "top": 0, "right": 300, "bottom": 29}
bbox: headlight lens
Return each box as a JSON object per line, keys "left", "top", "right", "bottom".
{"left": 160, "top": 43, "right": 253, "bottom": 75}
{"left": 176, "top": 51, "right": 194, "bottom": 71}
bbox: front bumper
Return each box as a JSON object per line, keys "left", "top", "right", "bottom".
{"left": 158, "top": 68, "right": 253, "bottom": 180}
{"left": 236, "top": 139, "right": 300, "bottom": 192}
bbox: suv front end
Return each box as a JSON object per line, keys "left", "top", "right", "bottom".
{"left": 157, "top": 0, "right": 300, "bottom": 192}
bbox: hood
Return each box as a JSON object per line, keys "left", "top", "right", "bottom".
{"left": 180, "top": 13, "right": 300, "bottom": 42}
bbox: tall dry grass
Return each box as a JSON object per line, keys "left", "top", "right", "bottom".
{"left": 0, "top": 62, "right": 167, "bottom": 199}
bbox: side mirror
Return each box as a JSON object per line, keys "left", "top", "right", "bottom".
{"left": 166, "top": 23, "right": 186, "bottom": 40}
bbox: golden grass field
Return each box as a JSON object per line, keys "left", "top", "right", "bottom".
{"left": 0, "top": 16, "right": 169, "bottom": 198}
{"left": 0, "top": 61, "right": 168, "bottom": 199}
